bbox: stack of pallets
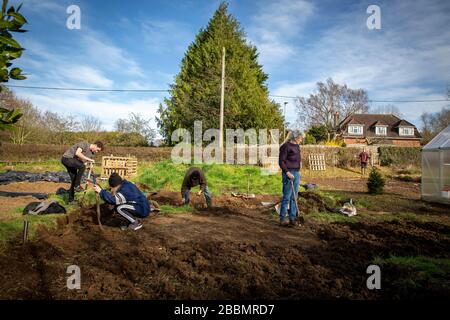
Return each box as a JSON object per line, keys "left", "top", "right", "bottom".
{"left": 101, "top": 155, "right": 138, "bottom": 180}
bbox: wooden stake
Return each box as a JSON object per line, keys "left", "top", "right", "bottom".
{"left": 22, "top": 219, "right": 29, "bottom": 244}
{"left": 96, "top": 193, "right": 103, "bottom": 230}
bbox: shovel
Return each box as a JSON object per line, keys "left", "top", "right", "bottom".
{"left": 80, "top": 162, "right": 93, "bottom": 207}
{"left": 290, "top": 179, "right": 305, "bottom": 226}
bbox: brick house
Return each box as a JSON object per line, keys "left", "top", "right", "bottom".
{"left": 338, "top": 114, "right": 422, "bottom": 146}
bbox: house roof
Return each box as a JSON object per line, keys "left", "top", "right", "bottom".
{"left": 339, "top": 114, "right": 422, "bottom": 139}
{"left": 393, "top": 119, "right": 415, "bottom": 127}
{"left": 372, "top": 120, "right": 388, "bottom": 127}
{"left": 423, "top": 125, "right": 450, "bottom": 150}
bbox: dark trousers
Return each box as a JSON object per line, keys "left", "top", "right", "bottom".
{"left": 61, "top": 157, "right": 85, "bottom": 201}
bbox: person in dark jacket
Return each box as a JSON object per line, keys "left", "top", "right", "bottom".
{"left": 278, "top": 130, "right": 303, "bottom": 226}
{"left": 359, "top": 148, "right": 371, "bottom": 176}
{"left": 61, "top": 140, "right": 104, "bottom": 204}
{"left": 92, "top": 173, "right": 150, "bottom": 231}
{"left": 181, "top": 167, "right": 212, "bottom": 208}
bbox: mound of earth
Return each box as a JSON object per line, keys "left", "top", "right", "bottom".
{"left": 0, "top": 190, "right": 449, "bottom": 299}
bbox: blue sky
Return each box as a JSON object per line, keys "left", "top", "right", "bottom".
{"left": 8, "top": 0, "right": 450, "bottom": 133}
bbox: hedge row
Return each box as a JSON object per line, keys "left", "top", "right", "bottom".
{"left": 0, "top": 143, "right": 422, "bottom": 168}
{"left": 0, "top": 143, "right": 172, "bottom": 162}
{"left": 378, "top": 146, "right": 421, "bottom": 167}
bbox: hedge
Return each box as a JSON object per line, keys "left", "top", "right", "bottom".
{"left": 378, "top": 146, "right": 421, "bottom": 167}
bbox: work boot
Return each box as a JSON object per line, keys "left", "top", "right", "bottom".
{"left": 279, "top": 219, "right": 289, "bottom": 227}
{"left": 289, "top": 219, "right": 297, "bottom": 227}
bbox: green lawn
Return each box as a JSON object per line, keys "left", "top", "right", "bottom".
{"left": 135, "top": 160, "right": 285, "bottom": 195}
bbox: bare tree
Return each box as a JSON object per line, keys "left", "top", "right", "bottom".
{"left": 9, "top": 100, "right": 41, "bottom": 145}
{"left": 296, "top": 78, "right": 369, "bottom": 134}
{"left": 420, "top": 106, "right": 450, "bottom": 143}
{"left": 41, "top": 111, "right": 79, "bottom": 145}
{"left": 0, "top": 88, "right": 41, "bottom": 144}
{"left": 115, "top": 113, "right": 156, "bottom": 146}
{"left": 79, "top": 115, "right": 102, "bottom": 132}
{"left": 371, "top": 104, "right": 403, "bottom": 117}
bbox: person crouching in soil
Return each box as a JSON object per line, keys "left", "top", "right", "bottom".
{"left": 181, "top": 167, "right": 212, "bottom": 208}
{"left": 278, "top": 130, "right": 302, "bottom": 227}
{"left": 92, "top": 173, "right": 150, "bottom": 231}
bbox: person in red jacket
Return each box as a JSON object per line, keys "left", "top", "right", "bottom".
{"left": 359, "top": 148, "right": 371, "bottom": 176}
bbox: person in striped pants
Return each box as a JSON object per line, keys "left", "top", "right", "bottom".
{"left": 92, "top": 173, "right": 150, "bottom": 231}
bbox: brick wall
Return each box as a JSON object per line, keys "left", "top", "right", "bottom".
{"left": 392, "top": 139, "right": 421, "bottom": 147}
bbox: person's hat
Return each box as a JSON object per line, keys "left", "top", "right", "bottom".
{"left": 109, "top": 172, "right": 123, "bottom": 188}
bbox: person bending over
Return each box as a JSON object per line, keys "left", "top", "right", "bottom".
{"left": 181, "top": 167, "right": 212, "bottom": 208}
{"left": 92, "top": 173, "right": 150, "bottom": 231}
{"left": 61, "top": 140, "right": 104, "bottom": 204}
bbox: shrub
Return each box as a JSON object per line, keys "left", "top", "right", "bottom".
{"left": 307, "top": 125, "right": 328, "bottom": 143}
{"left": 367, "top": 167, "right": 385, "bottom": 194}
{"left": 303, "top": 133, "right": 316, "bottom": 145}
{"left": 379, "top": 146, "right": 421, "bottom": 167}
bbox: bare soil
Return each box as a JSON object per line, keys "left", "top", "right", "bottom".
{"left": 0, "top": 181, "right": 70, "bottom": 194}
{"left": 0, "top": 182, "right": 70, "bottom": 214}
{"left": 0, "top": 181, "right": 449, "bottom": 299}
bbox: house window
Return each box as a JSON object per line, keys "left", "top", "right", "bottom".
{"left": 348, "top": 125, "right": 363, "bottom": 135}
{"left": 399, "top": 127, "right": 414, "bottom": 136}
{"left": 375, "top": 126, "right": 387, "bottom": 135}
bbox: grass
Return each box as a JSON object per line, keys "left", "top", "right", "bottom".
{"left": 136, "top": 160, "right": 286, "bottom": 195}
{"left": 372, "top": 255, "right": 450, "bottom": 292}
{"left": 0, "top": 160, "right": 65, "bottom": 173}
{"left": 159, "top": 204, "right": 193, "bottom": 215}
{"left": 373, "top": 255, "right": 450, "bottom": 276}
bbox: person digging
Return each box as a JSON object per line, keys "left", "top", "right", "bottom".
{"left": 278, "top": 130, "right": 302, "bottom": 227}
{"left": 181, "top": 167, "right": 212, "bottom": 208}
{"left": 61, "top": 140, "right": 104, "bottom": 204}
{"left": 91, "top": 173, "right": 150, "bottom": 231}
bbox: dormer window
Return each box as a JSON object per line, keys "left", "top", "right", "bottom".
{"left": 375, "top": 126, "right": 387, "bottom": 136}
{"left": 348, "top": 125, "right": 363, "bottom": 135}
{"left": 399, "top": 126, "right": 414, "bottom": 136}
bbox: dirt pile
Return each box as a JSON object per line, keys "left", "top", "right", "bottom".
{"left": 0, "top": 190, "right": 449, "bottom": 299}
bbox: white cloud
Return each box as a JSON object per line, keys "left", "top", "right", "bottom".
{"left": 269, "top": 0, "right": 450, "bottom": 127}
{"left": 21, "top": 92, "right": 161, "bottom": 131}
{"left": 247, "top": 0, "right": 315, "bottom": 68}
{"left": 64, "top": 65, "right": 113, "bottom": 88}
{"left": 140, "top": 20, "right": 194, "bottom": 54}
{"left": 82, "top": 32, "right": 144, "bottom": 77}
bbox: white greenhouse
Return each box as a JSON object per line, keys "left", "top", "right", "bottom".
{"left": 421, "top": 125, "right": 450, "bottom": 204}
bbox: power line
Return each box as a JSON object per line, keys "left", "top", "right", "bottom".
{"left": 3, "top": 84, "right": 169, "bottom": 92}
{"left": 4, "top": 84, "right": 450, "bottom": 103}
{"left": 270, "top": 94, "right": 449, "bottom": 103}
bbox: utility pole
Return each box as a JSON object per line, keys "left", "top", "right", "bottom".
{"left": 219, "top": 47, "right": 225, "bottom": 159}
{"left": 283, "top": 102, "right": 288, "bottom": 140}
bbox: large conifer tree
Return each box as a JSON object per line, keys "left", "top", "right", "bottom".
{"left": 157, "top": 2, "right": 284, "bottom": 144}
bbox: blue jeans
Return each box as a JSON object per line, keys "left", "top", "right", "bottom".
{"left": 280, "top": 170, "right": 300, "bottom": 222}
{"left": 183, "top": 186, "right": 212, "bottom": 207}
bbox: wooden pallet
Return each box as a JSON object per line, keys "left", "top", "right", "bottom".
{"left": 261, "top": 156, "right": 280, "bottom": 174}
{"left": 308, "top": 154, "right": 326, "bottom": 171}
{"left": 101, "top": 155, "right": 138, "bottom": 180}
